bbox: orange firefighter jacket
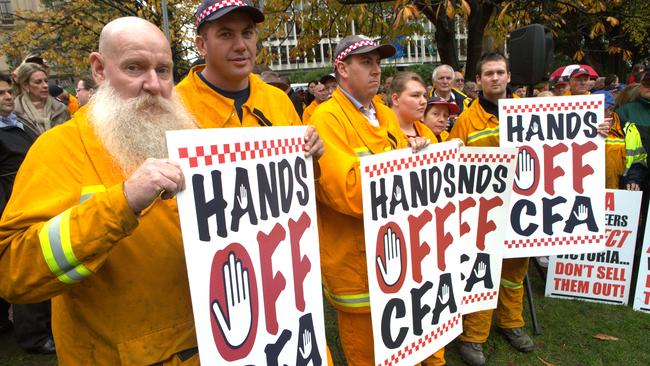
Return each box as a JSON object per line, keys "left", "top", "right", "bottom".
{"left": 67, "top": 95, "right": 79, "bottom": 115}
{"left": 175, "top": 64, "right": 301, "bottom": 128}
{"left": 313, "top": 88, "right": 408, "bottom": 313}
{"left": 0, "top": 112, "right": 197, "bottom": 365}
{"left": 303, "top": 100, "right": 319, "bottom": 124}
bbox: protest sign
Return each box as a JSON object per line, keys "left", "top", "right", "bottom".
{"left": 500, "top": 95, "right": 606, "bottom": 258}
{"left": 457, "top": 147, "right": 517, "bottom": 314}
{"left": 360, "top": 141, "right": 463, "bottom": 366}
{"left": 634, "top": 202, "right": 650, "bottom": 313}
{"left": 546, "top": 190, "right": 641, "bottom": 304}
{"left": 167, "top": 127, "right": 327, "bottom": 365}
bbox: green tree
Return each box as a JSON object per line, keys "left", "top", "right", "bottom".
{"left": 1, "top": 0, "right": 196, "bottom": 80}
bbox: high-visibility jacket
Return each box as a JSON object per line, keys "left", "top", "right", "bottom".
{"left": 175, "top": 64, "right": 301, "bottom": 128}
{"left": 303, "top": 100, "right": 319, "bottom": 124}
{"left": 0, "top": 112, "right": 197, "bottom": 365}
{"left": 313, "top": 88, "right": 408, "bottom": 313}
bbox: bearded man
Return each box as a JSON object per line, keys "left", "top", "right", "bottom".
{"left": 0, "top": 17, "right": 200, "bottom": 366}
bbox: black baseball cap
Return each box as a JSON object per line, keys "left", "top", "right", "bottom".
{"left": 195, "top": 0, "right": 264, "bottom": 30}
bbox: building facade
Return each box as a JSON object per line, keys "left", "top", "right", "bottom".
{"left": 263, "top": 17, "right": 469, "bottom": 72}
{"left": 0, "top": 0, "right": 43, "bottom": 73}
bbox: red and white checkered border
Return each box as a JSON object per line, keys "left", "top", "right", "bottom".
{"left": 462, "top": 290, "right": 498, "bottom": 305}
{"left": 505, "top": 234, "right": 605, "bottom": 249}
{"left": 177, "top": 138, "right": 303, "bottom": 168}
{"left": 334, "top": 40, "right": 376, "bottom": 63}
{"left": 195, "top": 0, "right": 247, "bottom": 27}
{"left": 502, "top": 100, "right": 603, "bottom": 115}
{"left": 379, "top": 313, "right": 462, "bottom": 366}
{"left": 459, "top": 153, "right": 515, "bottom": 164}
{"left": 364, "top": 149, "right": 457, "bottom": 178}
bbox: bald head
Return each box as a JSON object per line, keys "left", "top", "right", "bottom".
{"left": 90, "top": 17, "right": 174, "bottom": 100}
{"left": 99, "top": 17, "right": 169, "bottom": 57}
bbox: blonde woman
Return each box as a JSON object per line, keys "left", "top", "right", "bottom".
{"left": 13, "top": 63, "right": 69, "bottom": 134}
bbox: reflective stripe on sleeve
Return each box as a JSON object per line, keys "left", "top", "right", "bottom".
{"left": 80, "top": 185, "right": 107, "bottom": 203}
{"left": 467, "top": 127, "right": 499, "bottom": 145}
{"left": 626, "top": 147, "right": 647, "bottom": 156}
{"left": 500, "top": 278, "right": 523, "bottom": 290}
{"left": 38, "top": 209, "right": 92, "bottom": 284}
{"left": 353, "top": 147, "right": 372, "bottom": 157}
{"left": 323, "top": 286, "right": 370, "bottom": 308}
{"left": 605, "top": 138, "right": 625, "bottom": 145}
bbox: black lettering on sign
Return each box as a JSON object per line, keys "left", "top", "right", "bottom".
{"left": 464, "top": 253, "right": 494, "bottom": 291}
{"left": 295, "top": 313, "right": 322, "bottom": 366}
{"left": 381, "top": 298, "right": 408, "bottom": 349}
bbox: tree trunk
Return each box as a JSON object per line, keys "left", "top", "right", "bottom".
{"left": 464, "top": 0, "right": 495, "bottom": 79}
{"left": 434, "top": 14, "right": 459, "bottom": 69}
{"left": 418, "top": 2, "right": 458, "bottom": 69}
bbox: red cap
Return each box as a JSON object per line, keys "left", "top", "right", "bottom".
{"left": 426, "top": 96, "right": 460, "bottom": 114}
{"left": 570, "top": 68, "right": 590, "bottom": 79}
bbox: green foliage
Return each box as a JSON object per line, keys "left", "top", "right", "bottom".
{"left": 1, "top": 0, "right": 196, "bottom": 79}
{"left": 405, "top": 63, "right": 435, "bottom": 85}
{"left": 287, "top": 67, "right": 334, "bottom": 84}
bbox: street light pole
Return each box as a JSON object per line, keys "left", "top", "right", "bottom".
{"left": 162, "top": 0, "right": 171, "bottom": 43}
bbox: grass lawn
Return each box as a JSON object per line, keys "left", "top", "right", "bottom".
{"left": 324, "top": 266, "right": 650, "bottom": 365}
{"left": 2, "top": 266, "right": 649, "bottom": 365}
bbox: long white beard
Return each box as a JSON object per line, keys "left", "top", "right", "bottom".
{"left": 88, "top": 84, "right": 197, "bottom": 175}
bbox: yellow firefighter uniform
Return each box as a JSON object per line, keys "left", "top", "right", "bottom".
{"left": 175, "top": 64, "right": 302, "bottom": 128}
{"left": 303, "top": 100, "right": 320, "bottom": 124}
{"left": 449, "top": 96, "right": 530, "bottom": 343}
{"left": 314, "top": 88, "right": 444, "bottom": 365}
{"left": 0, "top": 111, "right": 198, "bottom": 365}
{"left": 436, "top": 130, "right": 450, "bottom": 143}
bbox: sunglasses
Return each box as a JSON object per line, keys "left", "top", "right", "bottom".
{"left": 455, "top": 78, "right": 464, "bottom": 82}
{"left": 25, "top": 56, "right": 45, "bottom": 66}
{"left": 642, "top": 80, "right": 650, "bottom": 88}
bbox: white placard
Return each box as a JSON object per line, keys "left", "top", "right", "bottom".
{"left": 634, "top": 198, "right": 650, "bottom": 313}
{"left": 499, "top": 95, "right": 606, "bottom": 258}
{"left": 360, "top": 142, "right": 463, "bottom": 366}
{"left": 167, "top": 127, "right": 327, "bottom": 365}
{"left": 546, "top": 190, "right": 641, "bottom": 305}
{"left": 457, "top": 147, "right": 517, "bottom": 314}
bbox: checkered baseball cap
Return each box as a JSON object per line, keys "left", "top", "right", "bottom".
{"left": 195, "top": 0, "right": 264, "bottom": 30}
{"left": 332, "top": 35, "right": 396, "bottom": 64}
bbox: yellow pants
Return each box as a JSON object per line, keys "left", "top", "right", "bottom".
{"left": 459, "top": 257, "right": 529, "bottom": 343}
{"left": 337, "top": 311, "right": 445, "bottom": 366}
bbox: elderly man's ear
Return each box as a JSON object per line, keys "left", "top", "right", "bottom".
{"left": 89, "top": 52, "right": 106, "bottom": 84}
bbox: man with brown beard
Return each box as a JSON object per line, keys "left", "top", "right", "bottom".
{"left": 0, "top": 17, "right": 201, "bottom": 365}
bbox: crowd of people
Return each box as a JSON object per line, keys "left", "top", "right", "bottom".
{"left": 0, "top": 0, "right": 649, "bottom": 365}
